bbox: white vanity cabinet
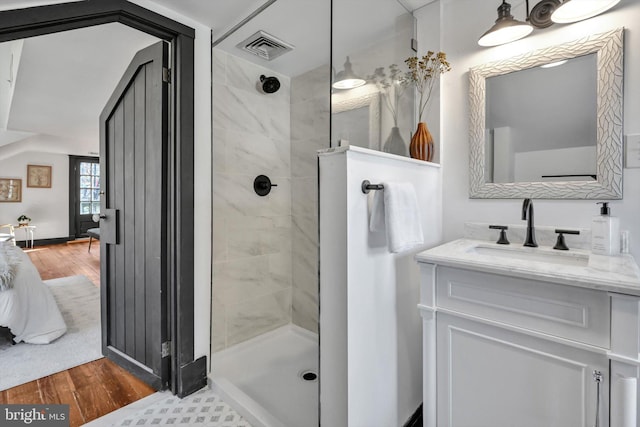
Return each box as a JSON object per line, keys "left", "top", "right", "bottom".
{"left": 436, "top": 313, "right": 608, "bottom": 427}
{"left": 417, "top": 240, "right": 640, "bottom": 427}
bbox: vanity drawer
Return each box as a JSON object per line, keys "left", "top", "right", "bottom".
{"left": 435, "top": 267, "right": 610, "bottom": 348}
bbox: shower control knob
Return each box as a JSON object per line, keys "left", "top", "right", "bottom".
{"left": 254, "top": 175, "right": 277, "bottom": 196}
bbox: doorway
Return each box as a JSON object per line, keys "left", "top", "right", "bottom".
{"left": 0, "top": 0, "right": 205, "bottom": 397}
{"left": 69, "top": 156, "right": 100, "bottom": 239}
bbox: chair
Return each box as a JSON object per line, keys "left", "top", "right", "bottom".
{"left": 87, "top": 227, "right": 100, "bottom": 252}
{"left": 0, "top": 224, "right": 15, "bottom": 246}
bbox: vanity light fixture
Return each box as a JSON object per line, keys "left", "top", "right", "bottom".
{"left": 332, "top": 56, "right": 366, "bottom": 89}
{"left": 551, "top": 0, "right": 620, "bottom": 23}
{"left": 478, "top": 1, "right": 533, "bottom": 47}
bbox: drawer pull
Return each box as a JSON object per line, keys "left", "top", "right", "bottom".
{"left": 593, "top": 370, "right": 602, "bottom": 427}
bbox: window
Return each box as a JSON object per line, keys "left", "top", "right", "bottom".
{"left": 79, "top": 161, "right": 100, "bottom": 215}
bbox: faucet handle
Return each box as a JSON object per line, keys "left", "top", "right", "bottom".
{"left": 553, "top": 229, "right": 580, "bottom": 251}
{"left": 489, "top": 225, "right": 510, "bottom": 245}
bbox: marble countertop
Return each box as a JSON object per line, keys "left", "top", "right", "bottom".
{"left": 416, "top": 238, "right": 640, "bottom": 296}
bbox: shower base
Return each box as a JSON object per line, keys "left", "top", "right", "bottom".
{"left": 211, "top": 324, "right": 318, "bottom": 427}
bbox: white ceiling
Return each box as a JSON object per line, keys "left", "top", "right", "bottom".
{"left": 0, "top": 0, "right": 432, "bottom": 158}
{"left": 0, "top": 22, "right": 158, "bottom": 156}
{"left": 150, "top": 0, "right": 268, "bottom": 40}
{"left": 213, "top": 0, "right": 331, "bottom": 77}
{"left": 5, "top": 23, "right": 158, "bottom": 147}
{"left": 152, "top": 0, "right": 413, "bottom": 78}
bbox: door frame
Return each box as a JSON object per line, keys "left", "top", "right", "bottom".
{"left": 0, "top": 0, "right": 205, "bottom": 397}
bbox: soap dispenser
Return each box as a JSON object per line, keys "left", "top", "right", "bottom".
{"left": 591, "top": 202, "right": 620, "bottom": 255}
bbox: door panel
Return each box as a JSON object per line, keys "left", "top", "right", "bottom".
{"left": 99, "top": 40, "right": 169, "bottom": 389}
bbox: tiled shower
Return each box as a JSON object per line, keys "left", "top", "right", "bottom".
{"left": 212, "top": 49, "right": 328, "bottom": 351}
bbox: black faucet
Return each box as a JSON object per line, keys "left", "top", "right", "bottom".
{"left": 522, "top": 198, "right": 538, "bottom": 247}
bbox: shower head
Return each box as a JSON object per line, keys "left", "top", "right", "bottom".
{"left": 260, "top": 75, "right": 280, "bottom": 94}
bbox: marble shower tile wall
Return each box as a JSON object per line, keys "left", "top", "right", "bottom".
{"left": 213, "top": 49, "right": 292, "bottom": 352}
{"left": 290, "top": 65, "right": 330, "bottom": 334}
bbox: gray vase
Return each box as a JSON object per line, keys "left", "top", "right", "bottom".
{"left": 383, "top": 126, "right": 407, "bottom": 156}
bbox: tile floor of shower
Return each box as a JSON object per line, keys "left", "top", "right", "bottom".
{"left": 86, "top": 324, "right": 318, "bottom": 427}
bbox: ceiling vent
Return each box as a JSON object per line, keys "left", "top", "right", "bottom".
{"left": 237, "top": 30, "right": 294, "bottom": 61}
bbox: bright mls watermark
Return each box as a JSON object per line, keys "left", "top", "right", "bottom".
{"left": 1, "top": 405, "right": 69, "bottom": 426}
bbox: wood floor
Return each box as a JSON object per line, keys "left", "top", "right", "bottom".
{"left": 1, "top": 241, "right": 155, "bottom": 426}
{"left": 26, "top": 239, "right": 101, "bottom": 285}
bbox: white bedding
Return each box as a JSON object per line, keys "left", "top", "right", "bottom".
{"left": 0, "top": 246, "right": 67, "bottom": 344}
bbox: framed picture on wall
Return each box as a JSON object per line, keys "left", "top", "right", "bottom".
{"left": 0, "top": 178, "right": 22, "bottom": 202}
{"left": 27, "top": 164, "right": 52, "bottom": 188}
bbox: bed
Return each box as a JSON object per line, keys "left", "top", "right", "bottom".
{"left": 0, "top": 242, "right": 67, "bottom": 344}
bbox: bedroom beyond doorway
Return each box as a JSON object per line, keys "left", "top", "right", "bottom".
{"left": 26, "top": 240, "right": 100, "bottom": 285}
{"left": 0, "top": 241, "right": 155, "bottom": 426}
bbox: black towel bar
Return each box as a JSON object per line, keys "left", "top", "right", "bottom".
{"left": 361, "top": 180, "right": 384, "bottom": 194}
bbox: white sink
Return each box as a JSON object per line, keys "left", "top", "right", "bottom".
{"left": 467, "top": 244, "right": 590, "bottom": 267}
{"left": 417, "top": 238, "right": 640, "bottom": 294}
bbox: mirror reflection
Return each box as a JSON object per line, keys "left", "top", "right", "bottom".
{"left": 331, "top": 0, "right": 415, "bottom": 156}
{"left": 485, "top": 53, "right": 597, "bottom": 183}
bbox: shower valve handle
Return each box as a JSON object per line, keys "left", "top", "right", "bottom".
{"left": 254, "top": 175, "right": 277, "bottom": 196}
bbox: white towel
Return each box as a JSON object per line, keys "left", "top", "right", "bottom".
{"left": 369, "top": 182, "right": 424, "bottom": 253}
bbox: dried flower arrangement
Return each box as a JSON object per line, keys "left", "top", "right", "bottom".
{"left": 405, "top": 51, "right": 451, "bottom": 123}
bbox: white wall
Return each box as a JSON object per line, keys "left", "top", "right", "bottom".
{"left": 0, "top": 151, "right": 69, "bottom": 239}
{"left": 0, "top": 0, "right": 213, "bottom": 365}
{"left": 421, "top": 0, "right": 640, "bottom": 258}
{"left": 319, "top": 146, "right": 442, "bottom": 426}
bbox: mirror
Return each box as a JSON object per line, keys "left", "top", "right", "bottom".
{"left": 469, "top": 28, "right": 624, "bottom": 199}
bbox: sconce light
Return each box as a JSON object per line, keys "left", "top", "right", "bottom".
{"left": 551, "top": 0, "right": 620, "bottom": 23}
{"left": 332, "top": 56, "right": 366, "bottom": 90}
{"left": 478, "top": 0, "right": 620, "bottom": 47}
{"left": 478, "top": 1, "right": 533, "bottom": 47}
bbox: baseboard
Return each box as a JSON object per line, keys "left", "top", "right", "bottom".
{"left": 67, "top": 237, "right": 90, "bottom": 244}
{"left": 17, "top": 236, "right": 72, "bottom": 248}
{"left": 403, "top": 404, "right": 423, "bottom": 427}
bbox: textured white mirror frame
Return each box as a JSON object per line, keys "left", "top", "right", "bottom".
{"left": 468, "top": 28, "right": 624, "bottom": 199}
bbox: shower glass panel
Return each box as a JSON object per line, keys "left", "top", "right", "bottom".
{"left": 331, "top": 0, "right": 416, "bottom": 157}
{"left": 211, "top": 0, "right": 329, "bottom": 426}
{"left": 212, "top": 0, "right": 416, "bottom": 425}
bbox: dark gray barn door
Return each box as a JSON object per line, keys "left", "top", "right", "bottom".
{"left": 99, "top": 41, "right": 169, "bottom": 389}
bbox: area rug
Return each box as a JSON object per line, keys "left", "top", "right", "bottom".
{"left": 0, "top": 274, "right": 102, "bottom": 391}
